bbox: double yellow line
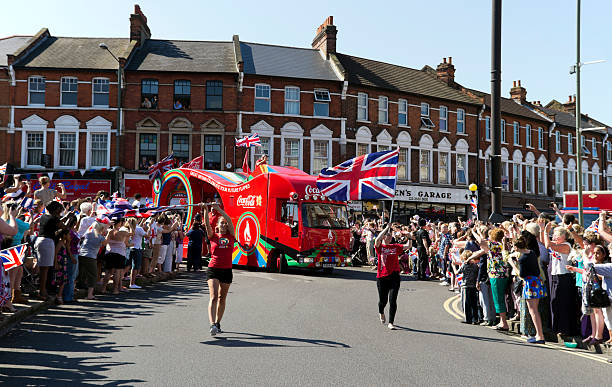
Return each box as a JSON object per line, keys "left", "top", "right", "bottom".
{"left": 442, "top": 294, "right": 611, "bottom": 364}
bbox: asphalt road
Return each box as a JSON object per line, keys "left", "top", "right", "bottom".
{"left": 1, "top": 267, "right": 610, "bottom": 386}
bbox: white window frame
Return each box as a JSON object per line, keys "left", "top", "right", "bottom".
{"left": 284, "top": 86, "right": 300, "bottom": 115}
{"left": 525, "top": 124, "right": 532, "bottom": 148}
{"left": 86, "top": 116, "right": 112, "bottom": 169}
{"left": 537, "top": 167, "right": 545, "bottom": 194}
{"left": 513, "top": 122, "right": 520, "bottom": 145}
{"left": 280, "top": 123, "right": 304, "bottom": 170}
{"left": 254, "top": 83, "right": 271, "bottom": 113}
{"left": 419, "top": 149, "right": 432, "bottom": 183}
{"left": 439, "top": 106, "right": 448, "bottom": 132}
{"left": 501, "top": 160, "right": 509, "bottom": 191}
{"left": 378, "top": 96, "right": 388, "bottom": 124}
{"left": 398, "top": 99, "right": 408, "bottom": 127}
{"left": 438, "top": 151, "right": 450, "bottom": 184}
{"left": 607, "top": 141, "right": 612, "bottom": 161}
{"left": 568, "top": 132, "right": 574, "bottom": 155}
{"left": 555, "top": 131, "right": 562, "bottom": 153}
{"left": 592, "top": 173, "right": 600, "bottom": 190}
{"left": 421, "top": 102, "right": 430, "bottom": 117}
{"left": 92, "top": 77, "right": 110, "bottom": 107}
{"left": 313, "top": 88, "right": 330, "bottom": 117}
{"left": 512, "top": 163, "right": 522, "bottom": 192}
{"left": 555, "top": 169, "right": 563, "bottom": 197}
{"left": 23, "top": 131, "right": 47, "bottom": 168}
{"left": 357, "top": 92, "right": 368, "bottom": 121}
{"left": 457, "top": 108, "right": 465, "bottom": 134}
{"left": 456, "top": 153, "right": 467, "bottom": 185}
{"left": 28, "top": 76, "right": 45, "bottom": 106}
{"left": 485, "top": 116, "right": 491, "bottom": 140}
{"left": 501, "top": 119, "right": 507, "bottom": 144}
{"left": 356, "top": 143, "right": 370, "bottom": 157}
{"left": 60, "top": 76, "right": 78, "bottom": 107}
{"left": 249, "top": 120, "right": 275, "bottom": 166}
{"left": 398, "top": 147, "right": 410, "bottom": 181}
{"left": 592, "top": 138, "right": 598, "bottom": 159}
{"left": 537, "top": 127, "right": 544, "bottom": 150}
{"left": 420, "top": 103, "right": 434, "bottom": 128}
{"left": 310, "top": 125, "right": 333, "bottom": 175}
{"left": 54, "top": 131, "right": 79, "bottom": 169}
{"left": 88, "top": 132, "right": 110, "bottom": 168}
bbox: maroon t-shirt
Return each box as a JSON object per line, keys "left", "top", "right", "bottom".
{"left": 375, "top": 244, "right": 403, "bottom": 278}
{"left": 208, "top": 233, "right": 235, "bottom": 269}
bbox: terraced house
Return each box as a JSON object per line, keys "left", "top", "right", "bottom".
{"left": 0, "top": 5, "right": 608, "bottom": 219}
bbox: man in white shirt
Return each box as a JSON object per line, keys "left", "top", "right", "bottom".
{"left": 132, "top": 193, "right": 142, "bottom": 209}
{"left": 129, "top": 220, "right": 148, "bottom": 288}
{"left": 77, "top": 202, "right": 96, "bottom": 237}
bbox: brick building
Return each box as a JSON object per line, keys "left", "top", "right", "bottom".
{"left": 0, "top": 5, "right": 608, "bottom": 219}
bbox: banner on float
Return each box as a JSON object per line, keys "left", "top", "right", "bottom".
{"left": 29, "top": 179, "right": 111, "bottom": 200}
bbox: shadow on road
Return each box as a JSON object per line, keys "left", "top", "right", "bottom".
{"left": 201, "top": 332, "right": 350, "bottom": 348}
{"left": 0, "top": 273, "right": 207, "bottom": 386}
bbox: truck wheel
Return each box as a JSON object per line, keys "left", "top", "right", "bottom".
{"left": 277, "top": 254, "right": 288, "bottom": 274}
{"left": 322, "top": 267, "right": 334, "bottom": 274}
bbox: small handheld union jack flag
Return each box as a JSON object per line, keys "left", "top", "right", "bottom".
{"left": 235, "top": 133, "right": 262, "bottom": 148}
{"left": 316, "top": 149, "right": 399, "bottom": 201}
{"left": 148, "top": 153, "right": 175, "bottom": 181}
{"left": 585, "top": 220, "right": 599, "bottom": 234}
{"left": 1, "top": 244, "right": 27, "bottom": 271}
{"left": 470, "top": 195, "right": 478, "bottom": 220}
{"left": 0, "top": 163, "right": 7, "bottom": 175}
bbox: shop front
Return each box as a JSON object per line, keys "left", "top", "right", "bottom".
{"left": 351, "top": 185, "right": 473, "bottom": 224}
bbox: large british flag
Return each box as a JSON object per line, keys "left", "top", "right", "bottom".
{"left": 148, "top": 153, "right": 175, "bottom": 181}
{"left": 235, "top": 133, "right": 261, "bottom": 148}
{"left": 316, "top": 149, "right": 399, "bottom": 201}
{"left": 1, "top": 244, "right": 27, "bottom": 271}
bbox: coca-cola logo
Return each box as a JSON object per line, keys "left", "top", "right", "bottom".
{"left": 237, "top": 195, "right": 261, "bottom": 208}
{"left": 305, "top": 185, "right": 320, "bottom": 195}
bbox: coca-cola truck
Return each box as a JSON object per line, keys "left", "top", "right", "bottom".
{"left": 562, "top": 190, "right": 612, "bottom": 225}
{"left": 152, "top": 164, "right": 352, "bottom": 273}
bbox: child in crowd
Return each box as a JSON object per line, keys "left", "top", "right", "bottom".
{"left": 457, "top": 250, "right": 481, "bottom": 325}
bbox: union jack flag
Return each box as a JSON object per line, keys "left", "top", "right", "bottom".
{"left": 2, "top": 185, "right": 27, "bottom": 202}
{"left": 1, "top": 244, "right": 27, "bottom": 271}
{"left": 19, "top": 197, "right": 34, "bottom": 210}
{"left": 456, "top": 273, "right": 464, "bottom": 287}
{"left": 235, "top": 133, "right": 261, "bottom": 148}
{"left": 148, "top": 153, "right": 175, "bottom": 181}
{"left": 585, "top": 221, "right": 599, "bottom": 234}
{"left": 470, "top": 195, "right": 478, "bottom": 219}
{"left": 316, "top": 149, "right": 399, "bottom": 201}
{"left": 0, "top": 163, "right": 6, "bottom": 175}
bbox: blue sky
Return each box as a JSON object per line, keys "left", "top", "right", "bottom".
{"left": 2, "top": 0, "right": 610, "bottom": 124}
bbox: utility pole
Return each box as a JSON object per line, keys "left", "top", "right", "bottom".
{"left": 489, "top": 0, "right": 504, "bottom": 224}
{"left": 575, "top": 0, "right": 584, "bottom": 225}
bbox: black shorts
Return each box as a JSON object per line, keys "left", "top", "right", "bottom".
{"left": 105, "top": 252, "right": 127, "bottom": 269}
{"left": 206, "top": 267, "right": 233, "bottom": 284}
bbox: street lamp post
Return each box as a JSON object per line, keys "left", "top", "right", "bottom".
{"left": 99, "top": 43, "right": 122, "bottom": 170}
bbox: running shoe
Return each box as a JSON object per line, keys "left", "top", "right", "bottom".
{"left": 215, "top": 322, "right": 223, "bottom": 333}
{"left": 129, "top": 284, "right": 142, "bottom": 289}
{"left": 380, "top": 314, "right": 386, "bottom": 324}
{"left": 387, "top": 323, "right": 396, "bottom": 330}
{"left": 210, "top": 324, "right": 218, "bottom": 336}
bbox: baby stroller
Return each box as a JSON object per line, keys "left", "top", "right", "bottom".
{"left": 20, "top": 243, "right": 39, "bottom": 296}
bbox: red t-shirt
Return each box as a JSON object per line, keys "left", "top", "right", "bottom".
{"left": 209, "top": 211, "right": 220, "bottom": 229}
{"left": 375, "top": 243, "right": 403, "bottom": 278}
{"left": 208, "top": 233, "right": 235, "bottom": 269}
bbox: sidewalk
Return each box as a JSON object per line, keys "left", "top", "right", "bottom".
{"left": 0, "top": 271, "right": 179, "bottom": 337}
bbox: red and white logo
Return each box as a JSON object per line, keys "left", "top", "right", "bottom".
{"left": 236, "top": 214, "right": 260, "bottom": 253}
{"left": 237, "top": 195, "right": 261, "bottom": 208}
{"left": 305, "top": 185, "right": 321, "bottom": 195}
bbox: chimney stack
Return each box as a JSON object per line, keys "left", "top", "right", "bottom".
{"left": 130, "top": 4, "right": 151, "bottom": 46}
{"left": 562, "top": 95, "right": 576, "bottom": 114}
{"left": 436, "top": 57, "right": 456, "bottom": 86}
{"left": 509, "top": 80, "right": 527, "bottom": 104}
{"left": 312, "top": 16, "right": 337, "bottom": 58}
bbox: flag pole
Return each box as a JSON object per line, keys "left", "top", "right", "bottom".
{"left": 388, "top": 148, "right": 400, "bottom": 225}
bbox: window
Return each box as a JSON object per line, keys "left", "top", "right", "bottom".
{"left": 398, "top": 148, "right": 409, "bottom": 180}
{"left": 592, "top": 138, "right": 598, "bottom": 158}
{"left": 378, "top": 96, "right": 388, "bottom": 124}
{"left": 398, "top": 99, "right": 408, "bottom": 126}
{"left": 283, "top": 139, "right": 300, "bottom": 167}
{"left": 419, "top": 150, "right": 431, "bottom": 182}
{"left": 28, "top": 76, "right": 45, "bottom": 105}
{"left": 60, "top": 77, "right": 77, "bottom": 106}
{"left": 438, "top": 152, "right": 449, "bottom": 184}
{"left": 253, "top": 136, "right": 270, "bottom": 163}
{"left": 172, "top": 134, "right": 189, "bottom": 165}
{"left": 26, "top": 132, "right": 44, "bottom": 166}
{"left": 581, "top": 136, "right": 590, "bottom": 155}
{"left": 568, "top": 133, "right": 574, "bottom": 154}
{"left": 555, "top": 169, "right": 563, "bottom": 196}
{"left": 141, "top": 79, "right": 158, "bottom": 109}
{"left": 512, "top": 163, "right": 521, "bottom": 192}
{"left": 457, "top": 109, "right": 465, "bottom": 134}
{"left": 538, "top": 127, "right": 544, "bottom": 149}
{"left": 204, "top": 135, "right": 222, "bottom": 169}
{"left": 501, "top": 119, "right": 506, "bottom": 143}
{"left": 592, "top": 174, "right": 599, "bottom": 190}
{"left": 377, "top": 144, "right": 391, "bottom": 152}
{"left": 314, "top": 89, "right": 330, "bottom": 117}
{"left": 502, "top": 161, "right": 509, "bottom": 191}
{"left": 357, "top": 93, "right": 368, "bottom": 121}
{"left": 420, "top": 103, "right": 434, "bottom": 128}
{"left": 582, "top": 172, "right": 589, "bottom": 190}
{"left": 356, "top": 143, "right": 369, "bottom": 157}
{"left": 254, "top": 84, "right": 271, "bottom": 112}
{"left": 173, "top": 80, "right": 191, "bottom": 109}
{"left": 284, "top": 86, "right": 300, "bottom": 115}
{"left": 608, "top": 175, "right": 612, "bottom": 191}
{"left": 568, "top": 170, "right": 576, "bottom": 191}
{"left": 139, "top": 134, "right": 157, "bottom": 170}
{"left": 439, "top": 106, "right": 448, "bottom": 131}
{"left": 485, "top": 117, "right": 491, "bottom": 140}
{"left": 537, "top": 167, "right": 545, "bottom": 194}
{"left": 58, "top": 133, "right": 76, "bottom": 167}
{"left": 206, "top": 80, "right": 223, "bottom": 110}
{"left": 92, "top": 78, "right": 109, "bottom": 107}
{"left": 485, "top": 158, "right": 490, "bottom": 187}
{"left": 456, "top": 154, "right": 467, "bottom": 185}
{"left": 608, "top": 141, "right": 612, "bottom": 161}
{"left": 90, "top": 133, "right": 108, "bottom": 167}
{"left": 555, "top": 131, "right": 561, "bottom": 153}
{"left": 525, "top": 124, "right": 532, "bottom": 147}
{"left": 525, "top": 166, "right": 533, "bottom": 193}
{"left": 312, "top": 140, "right": 329, "bottom": 175}
{"left": 513, "top": 122, "right": 520, "bottom": 145}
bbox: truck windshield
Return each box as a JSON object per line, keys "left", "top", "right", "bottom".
{"left": 302, "top": 203, "right": 349, "bottom": 229}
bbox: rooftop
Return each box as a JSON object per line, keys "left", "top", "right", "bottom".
{"left": 0, "top": 35, "right": 32, "bottom": 67}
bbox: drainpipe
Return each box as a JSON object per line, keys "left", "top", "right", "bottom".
{"left": 476, "top": 103, "right": 486, "bottom": 217}
{"left": 548, "top": 122, "right": 555, "bottom": 200}
{"left": 603, "top": 132, "right": 609, "bottom": 189}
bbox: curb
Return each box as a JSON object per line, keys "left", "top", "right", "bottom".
{"left": 0, "top": 271, "right": 180, "bottom": 338}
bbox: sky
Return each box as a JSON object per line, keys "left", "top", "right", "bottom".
{"left": 2, "top": 0, "right": 610, "bottom": 124}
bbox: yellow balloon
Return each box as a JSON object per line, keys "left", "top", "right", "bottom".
{"left": 468, "top": 183, "right": 478, "bottom": 192}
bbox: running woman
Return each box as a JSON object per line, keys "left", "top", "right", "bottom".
{"left": 202, "top": 203, "right": 236, "bottom": 336}
{"left": 374, "top": 224, "right": 412, "bottom": 330}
